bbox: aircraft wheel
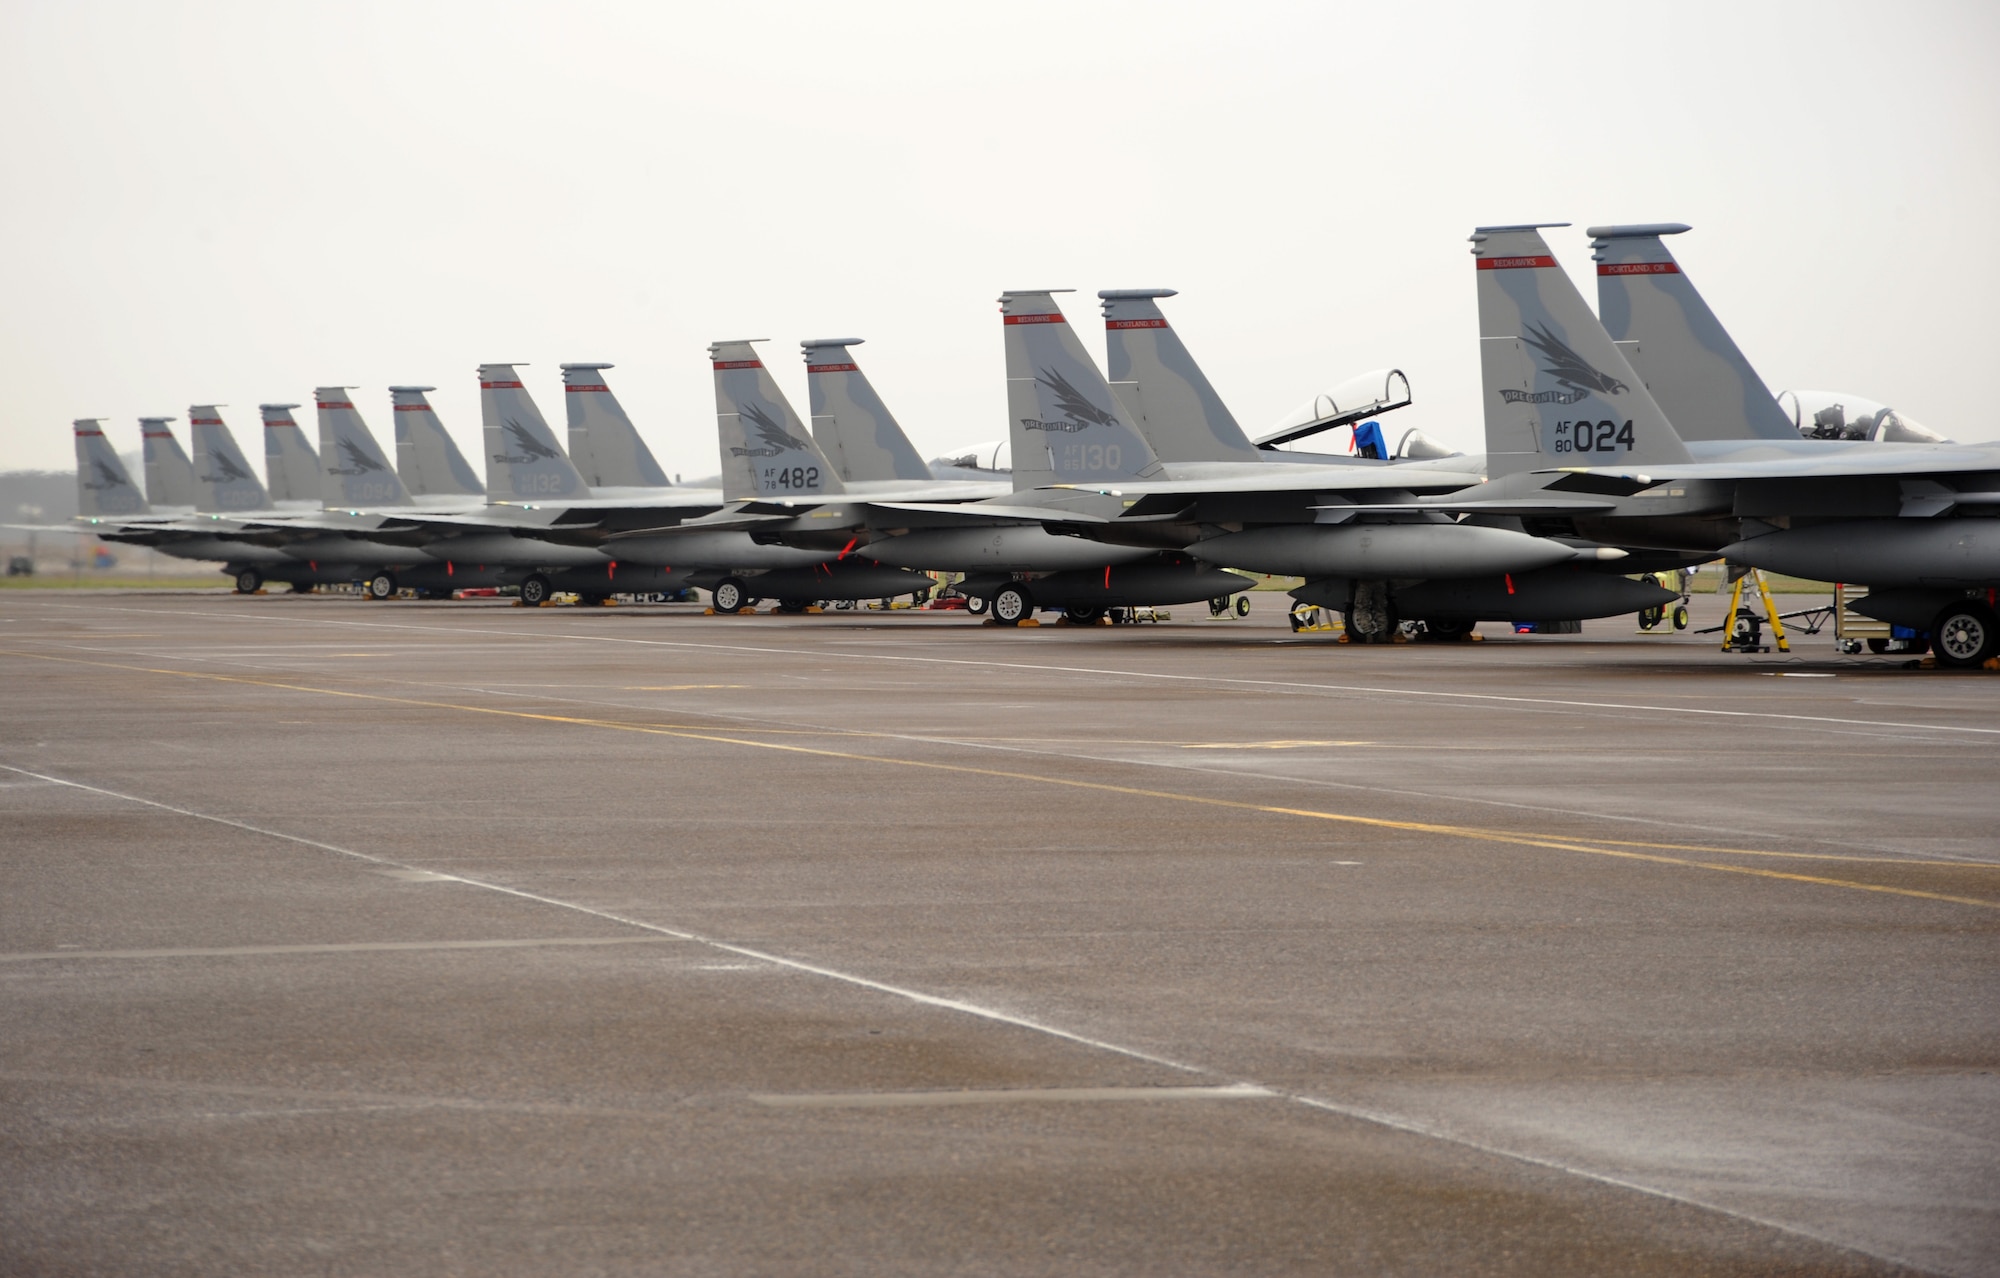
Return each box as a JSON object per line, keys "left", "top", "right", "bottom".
{"left": 1233, "top": 595, "right": 1251, "bottom": 618}
{"left": 1671, "top": 604, "right": 1690, "bottom": 630}
{"left": 776, "top": 598, "right": 811, "bottom": 614}
{"left": 965, "top": 595, "right": 988, "bottom": 616}
{"left": 519, "top": 573, "right": 554, "bottom": 607}
{"left": 1063, "top": 605, "right": 1102, "bottom": 625}
{"left": 991, "top": 583, "right": 1033, "bottom": 626}
{"left": 1728, "top": 607, "right": 1762, "bottom": 649}
{"left": 366, "top": 572, "right": 398, "bottom": 601}
{"left": 291, "top": 581, "right": 315, "bottom": 595}
{"left": 1637, "top": 605, "right": 1661, "bottom": 630}
{"left": 576, "top": 592, "right": 609, "bottom": 607}
{"left": 1419, "top": 619, "right": 1470, "bottom": 643}
{"left": 1208, "top": 596, "right": 1228, "bottom": 617}
{"left": 711, "top": 576, "right": 747, "bottom": 614}
{"left": 234, "top": 569, "right": 262, "bottom": 594}
{"left": 1867, "top": 638, "right": 1891, "bottom": 655}
{"left": 1930, "top": 601, "right": 1999, "bottom": 669}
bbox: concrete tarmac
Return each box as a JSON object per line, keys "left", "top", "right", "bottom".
{"left": 1, "top": 591, "right": 1995, "bottom": 1276}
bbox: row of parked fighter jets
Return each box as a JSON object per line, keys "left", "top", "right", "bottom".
{"left": 70, "top": 222, "right": 2000, "bottom": 667}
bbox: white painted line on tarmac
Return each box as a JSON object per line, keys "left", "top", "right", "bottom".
{"left": 750, "top": 1084, "right": 1275, "bottom": 1108}
{"left": 0, "top": 936, "right": 681, "bottom": 963}
{"left": 0, "top": 759, "right": 1923, "bottom": 1271}
{"left": 41, "top": 601, "right": 2000, "bottom": 739}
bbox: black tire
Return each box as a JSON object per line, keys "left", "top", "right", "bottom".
{"left": 291, "top": 581, "right": 315, "bottom": 595}
{"left": 366, "top": 572, "right": 398, "bottom": 601}
{"left": 1671, "top": 604, "right": 1690, "bottom": 631}
{"left": 1419, "top": 619, "right": 1470, "bottom": 643}
{"left": 1637, "top": 605, "right": 1662, "bottom": 630}
{"left": 519, "top": 573, "right": 554, "bottom": 607}
{"left": 234, "top": 569, "right": 262, "bottom": 594}
{"left": 1866, "top": 637, "right": 1891, "bottom": 655}
{"left": 1728, "top": 607, "right": 1762, "bottom": 647}
{"left": 1233, "top": 595, "right": 1251, "bottom": 618}
{"left": 1063, "top": 605, "right": 1102, "bottom": 625}
{"left": 965, "top": 595, "right": 988, "bottom": 616}
{"left": 1208, "top": 596, "right": 1228, "bottom": 617}
{"left": 577, "top": 592, "right": 609, "bottom": 607}
{"left": 711, "top": 576, "right": 747, "bottom": 614}
{"left": 776, "top": 598, "right": 811, "bottom": 614}
{"left": 1930, "top": 601, "right": 1999, "bottom": 669}
{"left": 1289, "top": 608, "right": 1308, "bottom": 633}
{"left": 991, "top": 583, "right": 1033, "bottom": 626}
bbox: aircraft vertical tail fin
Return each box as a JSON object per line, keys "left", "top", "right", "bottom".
{"left": 801, "top": 338, "right": 932, "bottom": 483}
{"left": 389, "top": 386, "right": 485, "bottom": 499}
{"left": 189, "top": 408, "right": 271, "bottom": 512}
{"left": 138, "top": 416, "right": 197, "bottom": 508}
{"left": 259, "top": 403, "right": 321, "bottom": 504}
{"left": 999, "top": 290, "right": 1164, "bottom": 493}
{"left": 710, "top": 340, "right": 846, "bottom": 502}
{"left": 479, "top": 365, "right": 589, "bottom": 500}
{"left": 74, "top": 420, "right": 149, "bottom": 518}
{"left": 560, "top": 363, "right": 671, "bottom": 488}
{"left": 315, "top": 388, "right": 411, "bottom": 508}
{"left": 1098, "top": 289, "right": 1261, "bottom": 463}
{"left": 1471, "top": 225, "right": 1692, "bottom": 479}
{"left": 1588, "top": 223, "right": 1797, "bottom": 442}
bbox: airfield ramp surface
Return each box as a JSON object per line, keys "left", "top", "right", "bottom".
{"left": 1, "top": 593, "right": 1994, "bottom": 1276}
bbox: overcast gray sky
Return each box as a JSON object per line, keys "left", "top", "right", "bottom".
{"left": 2, "top": 0, "right": 1995, "bottom": 481}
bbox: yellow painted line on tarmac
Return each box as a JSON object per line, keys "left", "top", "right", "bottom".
{"left": 1180, "top": 740, "right": 1376, "bottom": 750}
{"left": 7, "top": 648, "right": 1997, "bottom": 913}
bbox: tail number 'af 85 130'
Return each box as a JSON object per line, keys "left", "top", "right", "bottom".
{"left": 764, "top": 465, "right": 820, "bottom": 491}
{"left": 1059, "top": 443, "right": 1122, "bottom": 472}
{"left": 1553, "top": 420, "right": 1634, "bottom": 454}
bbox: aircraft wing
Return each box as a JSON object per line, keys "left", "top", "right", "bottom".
{"left": 1549, "top": 445, "right": 2000, "bottom": 485}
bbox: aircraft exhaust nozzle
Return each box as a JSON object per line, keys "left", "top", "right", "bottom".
{"left": 1192, "top": 522, "right": 1583, "bottom": 580}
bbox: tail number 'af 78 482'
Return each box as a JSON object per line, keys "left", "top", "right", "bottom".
{"left": 763, "top": 465, "right": 821, "bottom": 491}
{"left": 1553, "top": 419, "right": 1635, "bottom": 454}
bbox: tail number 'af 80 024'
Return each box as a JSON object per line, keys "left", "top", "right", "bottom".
{"left": 1059, "top": 443, "right": 1122, "bottom": 472}
{"left": 763, "top": 465, "right": 820, "bottom": 491}
{"left": 1553, "top": 420, "right": 1635, "bottom": 454}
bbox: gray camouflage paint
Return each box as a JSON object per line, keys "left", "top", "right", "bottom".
{"left": 1590, "top": 224, "right": 1797, "bottom": 443}
{"left": 1098, "top": 289, "right": 1262, "bottom": 464}
{"left": 315, "top": 388, "right": 412, "bottom": 508}
{"left": 1472, "top": 226, "right": 1691, "bottom": 478}
{"left": 189, "top": 407, "right": 272, "bottom": 512}
{"left": 259, "top": 403, "right": 322, "bottom": 504}
{"left": 709, "top": 341, "right": 845, "bottom": 502}
{"left": 999, "top": 291, "right": 1163, "bottom": 491}
{"left": 73, "top": 420, "right": 148, "bottom": 517}
{"left": 138, "top": 416, "right": 197, "bottom": 508}
{"left": 800, "top": 339, "right": 932, "bottom": 483}
{"left": 562, "top": 363, "right": 671, "bottom": 488}
{"left": 479, "top": 365, "right": 589, "bottom": 500}
{"left": 389, "top": 386, "right": 485, "bottom": 498}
